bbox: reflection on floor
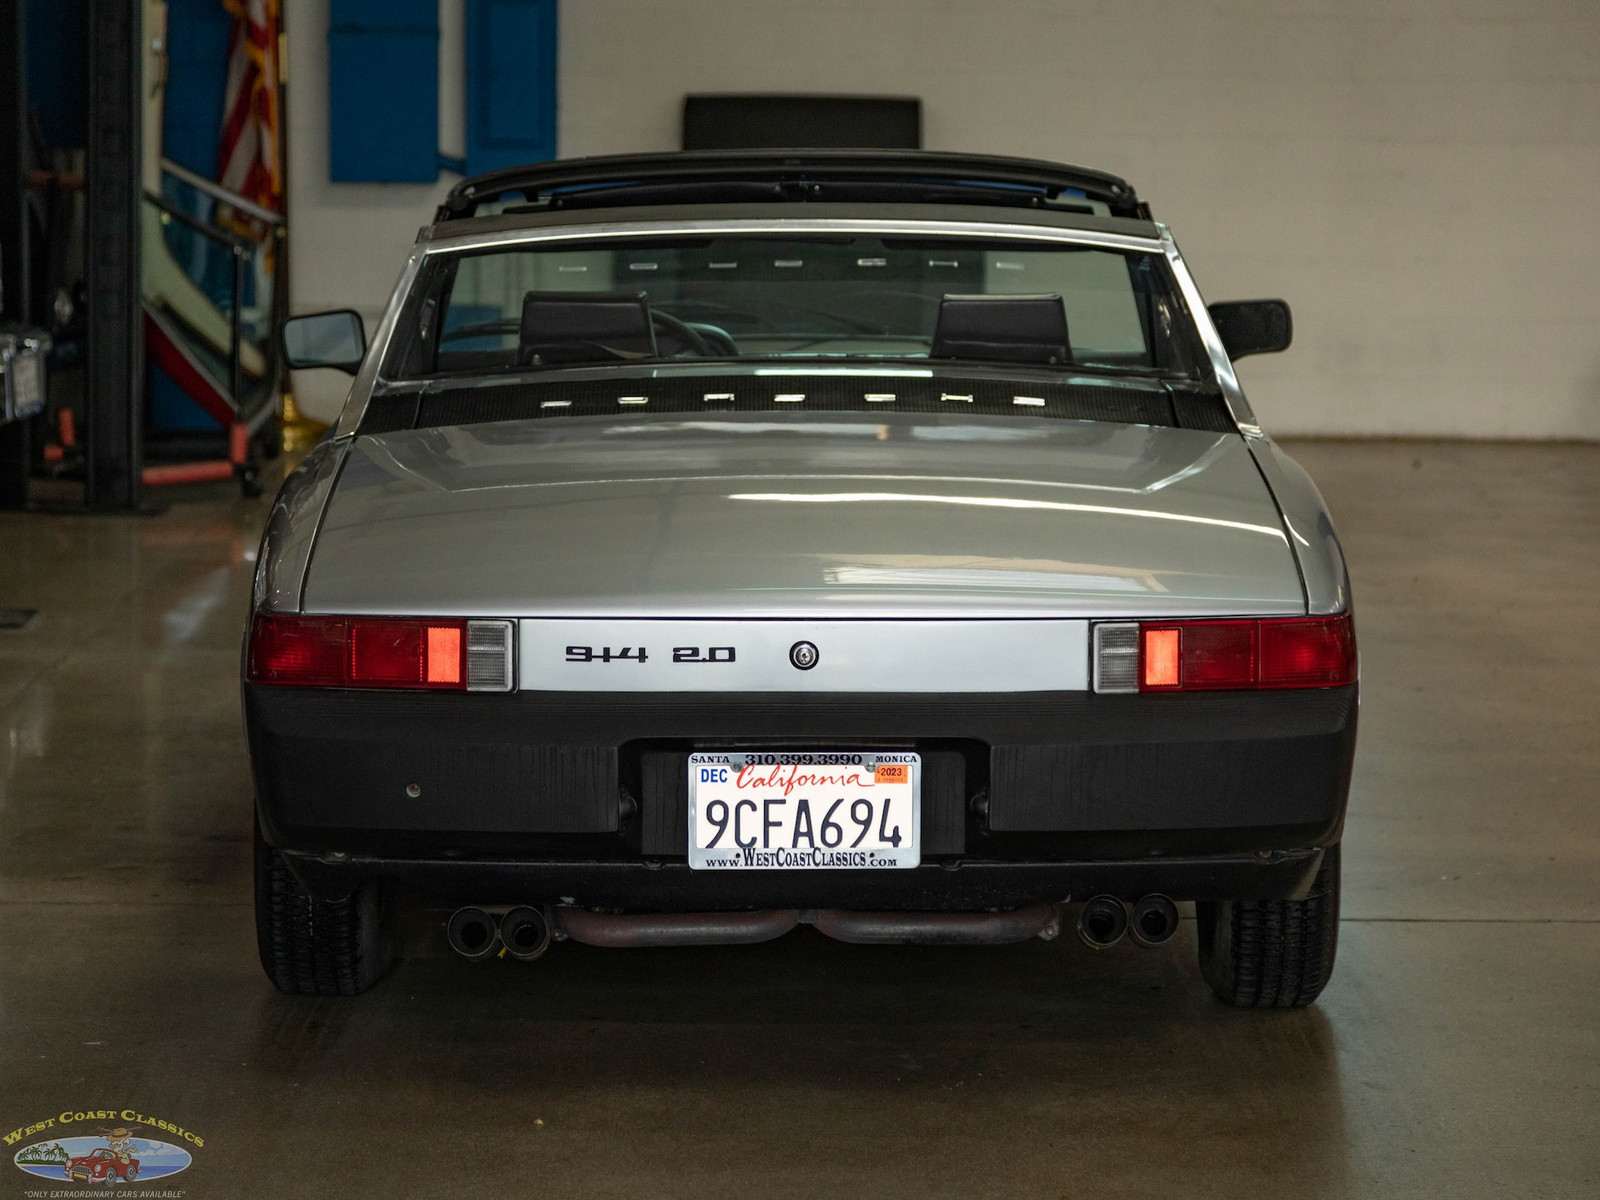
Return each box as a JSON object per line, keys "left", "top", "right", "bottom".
{"left": 1, "top": 441, "right": 1597, "bottom": 1197}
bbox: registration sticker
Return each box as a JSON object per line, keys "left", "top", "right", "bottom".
{"left": 688, "top": 752, "right": 921, "bottom": 870}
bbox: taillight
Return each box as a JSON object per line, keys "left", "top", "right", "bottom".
{"left": 1257, "top": 618, "right": 1355, "bottom": 686}
{"left": 248, "top": 615, "right": 347, "bottom": 687}
{"left": 1092, "top": 613, "right": 1355, "bottom": 693}
{"left": 348, "top": 619, "right": 465, "bottom": 687}
{"left": 248, "top": 614, "right": 514, "bottom": 692}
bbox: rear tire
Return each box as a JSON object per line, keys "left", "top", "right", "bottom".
{"left": 1197, "top": 843, "right": 1340, "bottom": 1008}
{"left": 254, "top": 822, "right": 393, "bottom": 995}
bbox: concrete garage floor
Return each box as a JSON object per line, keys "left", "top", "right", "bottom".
{"left": 1, "top": 440, "right": 1596, "bottom": 1198}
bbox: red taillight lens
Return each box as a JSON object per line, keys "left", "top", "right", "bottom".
{"left": 1142, "top": 621, "right": 1256, "bottom": 690}
{"left": 248, "top": 615, "right": 347, "bottom": 686}
{"left": 1137, "top": 613, "right": 1354, "bottom": 691}
{"left": 350, "top": 619, "right": 465, "bottom": 687}
{"left": 1260, "top": 616, "right": 1356, "bottom": 687}
{"left": 249, "top": 614, "right": 468, "bottom": 689}
{"left": 349, "top": 620, "right": 424, "bottom": 684}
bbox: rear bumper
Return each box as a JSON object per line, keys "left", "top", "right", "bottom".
{"left": 283, "top": 849, "right": 1326, "bottom": 906}
{"left": 246, "top": 682, "right": 1356, "bottom": 904}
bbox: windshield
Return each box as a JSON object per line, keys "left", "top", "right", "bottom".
{"left": 390, "top": 234, "right": 1208, "bottom": 381}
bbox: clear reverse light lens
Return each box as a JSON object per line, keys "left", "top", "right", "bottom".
{"left": 1093, "top": 623, "right": 1139, "bottom": 693}
{"left": 466, "top": 620, "right": 514, "bottom": 692}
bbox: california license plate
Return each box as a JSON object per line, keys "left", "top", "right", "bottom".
{"left": 688, "top": 751, "right": 921, "bottom": 870}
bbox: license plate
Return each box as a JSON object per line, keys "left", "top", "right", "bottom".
{"left": 688, "top": 751, "right": 920, "bottom": 870}
{"left": 5, "top": 351, "right": 44, "bottom": 420}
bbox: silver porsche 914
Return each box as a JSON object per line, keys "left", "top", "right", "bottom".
{"left": 248, "top": 151, "right": 1354, "bottom": 1006}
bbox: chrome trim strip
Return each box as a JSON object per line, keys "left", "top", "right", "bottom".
{"left": 1160, "top": 227, "right": 1258, "bottom": 434}
{"left": 422, "top": 217, "right": 1167, "bottom": 257}
{"left": 332, "top": 247, "right": 427, "bottom": 438}
{"left": 756, "top": 366, "right": 932, "bottom": 377}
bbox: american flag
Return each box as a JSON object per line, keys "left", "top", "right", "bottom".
{"left": 217, "top": 0, "right": 282, "bottom": 225}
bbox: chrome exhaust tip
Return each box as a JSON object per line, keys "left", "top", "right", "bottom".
{"left": 445, "top": 906, "right": 500, "bottom": 961}
{"left": 498, "top": 906, "right": 552, "bottom": 961}
{"left": 1129, "top": 894, "right": 1180, "bottom": 947}
{"left": 1076, "top": 895, "right": 1129, "bottom": 949}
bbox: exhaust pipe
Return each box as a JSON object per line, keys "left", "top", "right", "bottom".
{"left": 1129, "top": 894, "right": 1180, "bottom": 947}
{"left": 812, "top": 904, "right": 1059, "bottom": 945}
{"left": 1076, "top": 895, "right": 1129, "bottom": 949}
{"left": 446, "top": 906, "right": 500, "bottom": 961}
{"left": 553, "top": 908, "right": 799, "bottom": 948}
{"left": 499, "top": 906, "right": 552, "bottom": 961}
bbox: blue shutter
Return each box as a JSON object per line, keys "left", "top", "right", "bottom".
{"left": 465, "top": 0, "right": 558, "bottom": 174}
{"left": 328, "top": 0, "right": 440, "bottom": 183}
{"left": 159, "top": 0, "right": 233, "bottom": 178}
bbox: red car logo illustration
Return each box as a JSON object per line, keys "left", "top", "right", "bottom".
{"left": 64, "top": 1147, "right": 140, "bottom": 1184}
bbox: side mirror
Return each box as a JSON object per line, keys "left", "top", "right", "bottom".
{"left": 282, "top": 310, "right": 367, "bottom": 374}
{"left": 1208, "top": 300, "right": 1292, "bottom": 360}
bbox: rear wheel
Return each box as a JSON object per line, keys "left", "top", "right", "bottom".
{"left": 1197, "top": 843, "right": 1340, "bottom": 1008}
{"left": 254, "top": 821, "right": 393, "bottom": 995}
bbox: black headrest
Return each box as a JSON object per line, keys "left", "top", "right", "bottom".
{"left": 519, "top": 291, "right": 657, "bottom": 366}
{"left": 929, "top": 294, "right": 1071, "bottom": 365}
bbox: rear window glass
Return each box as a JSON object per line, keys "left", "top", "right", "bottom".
{"left": 390, "top": 234, "right": 1206, "bottom": 381}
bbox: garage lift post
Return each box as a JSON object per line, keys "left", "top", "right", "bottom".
{"left": 3, "top": 0, "right": 259, "bottom": 510}
{"left": 84, "top": 0, "right": 144, "bottom": 510}
{"left": 0, "top": 0, "right": 32, "bottom": 508}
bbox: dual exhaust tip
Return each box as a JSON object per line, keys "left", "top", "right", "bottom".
{"left": 1076, "top": 894, "right": 1180, "bottom": 949}
{"left": 446, "top": 905, "right": 551, "bottom": 962}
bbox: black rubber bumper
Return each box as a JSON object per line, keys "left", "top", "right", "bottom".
{"left": 283, "top": 849, "right": 1327, "bottom": 907}
{"left": 245, "top": 682, "right": 1357, "bottom": 867}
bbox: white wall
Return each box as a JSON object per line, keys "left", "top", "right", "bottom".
{"left": 283, "top": 0, "right": 460, "bottom": 417}
{"left": 287, "top": 0, "right": 1600, "bottom": 439}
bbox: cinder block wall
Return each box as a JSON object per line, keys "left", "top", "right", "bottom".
{"left": 288, "top": 0, "right": 1600, "bottom": 439}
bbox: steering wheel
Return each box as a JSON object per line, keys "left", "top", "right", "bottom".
{"left": 651, "top": 309, "right": 715, "bottom": 357}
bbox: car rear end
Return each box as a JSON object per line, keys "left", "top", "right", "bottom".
{"left": 245, "top": 409, "right": 1355, "bottom": 985}
{"left": 248, "top": 152, "right": 1355, "bottom": 1006}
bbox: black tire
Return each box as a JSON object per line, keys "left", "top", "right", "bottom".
{"left": 1197, "top": 843, "right": 1340, "bottom": 1009}
{"left": 254, "top": 822, "right": 393, "bottom": 995}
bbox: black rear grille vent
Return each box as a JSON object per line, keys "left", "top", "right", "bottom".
{"left": 356, "top": 375, "right": 1235, "bottom": 436}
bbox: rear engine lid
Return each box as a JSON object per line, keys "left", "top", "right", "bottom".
{"left": 302, "top": 411, "right": 1304, "bottom": 619}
